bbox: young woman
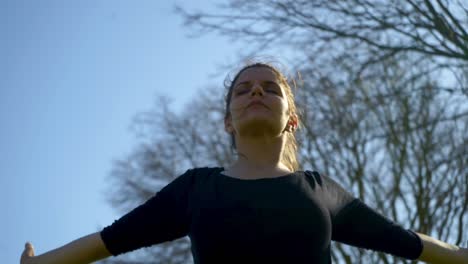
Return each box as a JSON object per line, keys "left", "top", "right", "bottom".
{"left": 21, "top": 62, "right": 467, "bottom": 263}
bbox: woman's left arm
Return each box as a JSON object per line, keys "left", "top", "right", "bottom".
{"left": 416, "top": 232, "right": 467, "bottom": 264}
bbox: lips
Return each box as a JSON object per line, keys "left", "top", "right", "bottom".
{"left": 247, "top": 101, "right": 268, "bottom": 109}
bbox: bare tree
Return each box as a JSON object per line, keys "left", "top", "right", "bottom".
{"left": 295, "top": 56, "right": 467, "bottom": 263}
{"left": 175, "top": 0, "right": 468, "bottom": 96}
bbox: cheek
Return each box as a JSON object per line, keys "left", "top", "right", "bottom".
{"left": 272, "top": 99, "right": 289, "bottom": 114}
{"left": 229, "top": 97, "right": 245, "bottom": 112}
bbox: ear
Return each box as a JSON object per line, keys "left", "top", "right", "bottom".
{"left": 287, "top": 114, "right": 298, "bottom": 131}
{"left": 224, "top": 115, "right": 234, "bottom": 134}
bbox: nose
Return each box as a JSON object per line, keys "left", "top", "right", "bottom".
{"left": 250, "top": 82, "right": 264, "bottom": 96}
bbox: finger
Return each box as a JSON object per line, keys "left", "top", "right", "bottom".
{"left": 20, "top": 247, "right": 30, "bottom": 263}
{"left": 24, "top": 242, "right": 35, "bottom": 256}
{"left": 20, "top": 243, "right": 35, "bottom": 263}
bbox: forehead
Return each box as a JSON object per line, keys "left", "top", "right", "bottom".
{"left": 234, "top": 66, "right": 280, "bottom": 84}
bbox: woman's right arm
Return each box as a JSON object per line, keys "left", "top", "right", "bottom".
{"left": 20, "top": 231, "right": 112, "bottom": 264}
{"left": 20, "top": 168, "right": 198, "bottom": 264}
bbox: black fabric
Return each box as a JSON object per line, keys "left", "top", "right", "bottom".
{"left": 100, "top": 167, "right": 423, "bottom": 263}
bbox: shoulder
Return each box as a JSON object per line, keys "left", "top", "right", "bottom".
{"left": 303, "top": 170, "right": 324, "bottom": 185}
{"left": 303, "top": 169, "right": 356, "bottom": 204}
{"left": 173, "top": 166, "right": 220, "bottom": 178}
{"left": 158, "top": 166, "right": 220, "bottom": 196}
{"left": 300, "top": 170, "right": 357, "bottom": 218}
{"left": 303, "top": 169, "right": 339, "bottom": 189}
{"left": 190, "top": 166, "right": 223, "bottom": 176}
{"left": 164, "top": 166, "right": 221, "bottom": 197}
{"left": 172, "top": 166, "right": 221, "bottom": 185}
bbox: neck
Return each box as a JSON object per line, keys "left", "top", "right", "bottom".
{"left": 229, "top": 133, "right": 290, "bottom": 174}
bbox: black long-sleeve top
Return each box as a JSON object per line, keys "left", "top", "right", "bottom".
{"left": 100, "top": 167, "right": 423, "bottom": 263}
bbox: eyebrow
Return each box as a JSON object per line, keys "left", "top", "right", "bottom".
{"left": 234, "top": 80, "right": 280, "bottom": 88}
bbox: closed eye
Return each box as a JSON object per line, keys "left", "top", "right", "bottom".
{"left": 264, "top": 82, "right": 282, "bottom": 95}
{"left": 233, "top": 81, "right": 282, "bottom": 96}
{"left": 267, "top": 89, "right": 279, "bottom": 94}
{"left": 236, "top": 90, "right": 248, "bottom": 95}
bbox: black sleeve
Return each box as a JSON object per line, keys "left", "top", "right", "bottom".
{"left": 309, "top": 171, "right": 423, "bottom": 260}
{"left": 307, "top": 171, "right": 356, "bottom": 217}
{"left": 331, "top": 197, "right": 423, "bottom": 260}
{"left": 99, "top": 168, "right": 196, "bottom": 256}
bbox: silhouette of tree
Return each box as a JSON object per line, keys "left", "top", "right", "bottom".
{"left": 176, "top": 0, "right": 468, "bottom": 96}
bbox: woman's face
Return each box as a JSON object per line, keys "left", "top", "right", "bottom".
{"left": 225, "top": 66, "right": 291, "bottom": 137}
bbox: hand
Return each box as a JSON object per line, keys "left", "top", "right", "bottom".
{"left": 20, "top": 242, "right": 35, "bottom": 264}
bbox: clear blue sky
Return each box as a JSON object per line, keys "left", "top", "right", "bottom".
{"left": 1, "top": 1, "right": 242, "bottom": 262}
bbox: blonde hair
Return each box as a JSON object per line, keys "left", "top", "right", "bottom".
{"left": 223, "top": 61, "right": 302, "bottom": 172}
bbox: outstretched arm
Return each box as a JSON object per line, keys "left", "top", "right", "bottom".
{"left": 20, "top": 232, "right": 111, "bottom": 264}
{"left": 416, "top": 232, "right": 467, "bottom": 264}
